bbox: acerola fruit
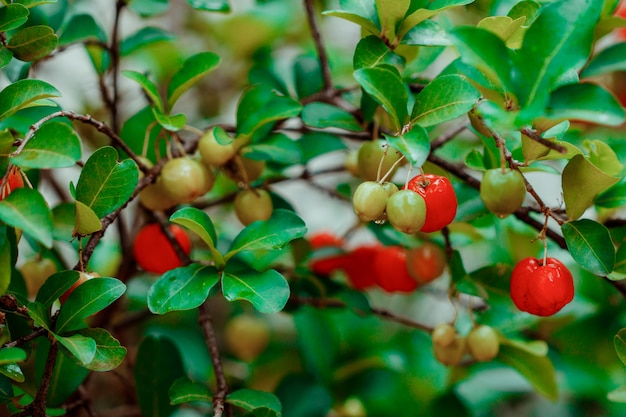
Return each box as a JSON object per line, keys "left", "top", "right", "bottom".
{"left": 225, "top": 315, "right": 270, "bottom": 362}
{"left": 510, "top": 257, "right": 574, "bottom": 316}
{"left": 308, "top": 231, "right": 348, "bottom": 276}
{"left": 406, "top": 242, "right": 446, "bottom": 284}
{"left": 133, "top": 223, "right": 192, "bottom": 274}
{"left": 385, "top": 189, "right": 427, "bottom": 234}
{"left": 433, "top": 335, "right": 467, "bottom": 366}
{"left": 480, "top": 168, "right": 526, "bottom": 218}
{"left": 431, "top": 323, "right": 457, "bottom": 348}
{"left": 309, "top": 231, "right": 345, "bottom": 250}
{"left": 234, "top": 188, "right": 273, "bottom": 225}
{"left": 60, "top": 271, "right": 100, "bottom": 304}
{"left": 160, "top": 157, "right": 214, "bottom": 204}
{"left": 352, "top": 181, "right": 388, "bottom": 222}
{"left": 198, "top": 127, "right": 243, "bottom": 168}
{"left": 467, "top": 325, "right": 500, "bottom": 362}
{"left": 20, "top": 257, "right": 57, "bottom": 299}
{"left": 0, "top": 166, "right": 24, "bottom": 200}
{"left": 138, "top": 181, "right": 178, "bottom": 211}
{"left": 357, "top": 140, "right": 402, "bottom": 181}
{"left": 405, "top": 174, "right": 457, "bottom": 233}
{"left": 340, "top": 245, "right": 381, "bottom": 290}
{"left": 372, "top": 246, "right": 418, "bottom": 293}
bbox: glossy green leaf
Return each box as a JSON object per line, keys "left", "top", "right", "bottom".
{"left": 222, "top": 269, "right": 289, "bottom": 313}
{"left": 226, "top": 389, "right": 282, "bottom": 414}
{"left": 508, "top": 0, "right": 540, "bottom": 25}
{"left": 135, "top": 335, "right": 185, "bottom": 417}
{"left": 120, "top": 105, "right": 164, "bottom": 162}
{"left": 0, "top": 363, "right": 24, "bottom": 383}
{"left": 353, "top": 35, "right": 404, "bottom": 70}
{"left": 513, "top": 0, "right": 601, "bottom": 111}
{"left": 147, "top": 264, "right": 220, "bottom": 314}
{"left": 226, "top": 209, "right": 307, "bottom": 260}
{"left": 298, "top": 132, "right": 347, "bottom": 162}
{"left": 13, "top": 0, "right": 58, "bottom": 7}
{"left": 584, "top": 139, "right": 623, "bottom": 177}
{"left": 596, "top": 179, "right": 626, "bottom": 208}
{"left": 322, "top": 1, "right": 380, "bottom": 35}
{"left": 401, "top": 19, "right": 450, "bottom": 46}
{"left": 120, "top": 26, "right": 175, "bottom": 56}
{"left": 246, "top": 134, "right": 302, "bottom": 165}
{"left": 11, "top": 120, "right": 81, "bottom": 168}
{"left": 186, "top": 0, "right": 230, "bottom": 12}
{"left": 122, "top": 70, "right": 164, "bottom": 112}
{"left": 35, "top": 270, "right": 80, "bottom": 308}
{"left": 0, "top": 4, "right": 29, "bottom": 32}
{"left": 167, "top": 51, "right": 220, "bottom": 109}
{"left": 384, "top": 126, "right": 429, "bottom": 167}
{"left": 496, "top": 343, "right": 558, "bottom": 400}
{"left": 56, "top": 277, "right": 126, "bottom": 334}
{"left": 7, "top": 25, "right": 58, "bottom": 62}
{"left": 0, "top": 48, "right": 12, "bottom": 71}
{"left": 75, "top": 146, "right": 139, "bottom": 218}
{"left": 545, "top": 83, "right": 625, "bottom": 126}
{"left": 301, "top": 102, "right": 361, "bottom": 132}
{"left": 169, "top": 377, "right": 212, "bottom": 405}
{"left": 582, "top": 42, "right": 626, "bottom": 77}
{"left": 0, "top": 79, "right": 60, "bottom": 121}
{"left": 293, "top": 55, "right": 323, "bottom": 99}
{"left": 615, "top": 328, "right": 626, "bottom": 367}
{"left": 236, "top": 85, "right": 302, "bottom": 138}
{"left": 128, "top": 0, "right": 170, "bottom": 16}
{"left": 152, "top": 108, "right": 187, "bottom": 132}
{"left": 397, "top": 0, "right": 474, "bottom": 41}
{"left": 411, "top": 74, "right": 480, "bottom": 126}
{"left": 170, "top": 207, "right": 223, "bottom": 266}
{"left": 0, "top": 188, "right": 53, "bottom": 248}
{"left": 0, "top": 348, "right": 26, "bottom": 366}
{"left": 561, "top": 154, "right": 620, "bottom": 220}
{"left": 562, "top": 219, "right": 615, "bottom": 276}
{"left": 354, "top": 65, "right": 408, "bottom": 129}
{"left": 72, "top": 328, "right": 127, "bottom": 371}
{"left": 448, "top": 26, "right": 514, "bottom": 93}
{"left": 55, "top": 333, "right": 97, "bottom": 366}
{"left": 293, "top": 307, "right": 338, "bottom": 383}
{"left": 58, "top": 14, "right": 106, "bottom": 46}
{"left": 27, "top": 301, "right": 51, "bottom": 330}
{"left": 73, "top": 200, "right": 102, "bottom": 237}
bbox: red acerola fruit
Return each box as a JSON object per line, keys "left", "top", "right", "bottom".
{"left": 0, "top": 166, "right": 25, "bottom": 200}
{"left": 133, "top": 224, "right": 192, "bottom": 274}
{"left": 404, "top": 174, "right": 457, "bottom": 233}
{"left": 340, "top": 245, "right": 382, "bottom": 290}
{"left": 308, "top": 231, "right": 348, "bottom": 276}
{"left": 510, "top": 257, "right": 574, "bottom": 316}
{"left": 372, "top": 246, "right": 418, "bottom": 293}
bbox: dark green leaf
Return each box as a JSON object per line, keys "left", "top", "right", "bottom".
{"left": 596, "top": 179, "right": 626, "bottom": 208}
{"left": 297, "top": 132, "right": 347, "bottom": 162}
{"left": 546, "top": 83, "right": 625, "bottom": 126}
{"left": 7, "top": 25, "right": 58, "bottom": 61}
{"left": 170, "top": 207, "right": 223, "bottom": 266}
{"left": 615, "top": 328, "right": 626, "bottom": 367}
{"left": 56, "top": 277, "right": 126, "bottom": 334}
{"left": 276, "top": 374, "right": 332, "bottom": 417}
{"left": 562, "top": 219, "right": 615, "bottom": 276}
{"left": 135, "top": 335, "right": 185, "bottom": 417}
{"left": 35, "top": 270, "right": 80, "bottom": 308}
{"left": 0, "top": 48, "right": 12, "bottom": 71}
{"left": 353, "top": 35, "right": 404, "bottom": 70}
{"left": 169, "top": 377, "right": 212, "bottom": 405}
{"left": 75, "top": 146, "right": 139, "bottom": 218}
{"left": 55, "top": 333, "right": 97, "bottom": 366}
{"left": 244, "top": 408, "right": 278, "bottom": 417}
{"left": 120, "top": 26, "right": 175, "bottom": 56}
{"left": 185, "top": 0, "right": 230, "bottom": 12}
{"left": 72, "top": 328, "right": 127, "bottom": 371}
{"left": 384, "top": 126, "right": 429, "bottom": 167}
{"left": 583, "top": 42, "right": 626, "bottom": 77}
{"left": 222, "top": 269, "right": 290, "bottom": 313}
{"left": 121, "top": 70, "right": 164, "bottom": 112}
{"left": 293, "top": 55, "right": 323, "bottom": 99}
{"left": 73, "top": 200, "right": 102, "bottom": 237}
{"left": 245, "top": 133, "right": 302, "bottom": 165}
{"left": 0, "top": 348, "right": 26, "bottom": 365}
{"left": 226, "top": 388, "right": 282, "bottom": 414}
{"left": 301, "top": 102, "right": 361, "bottom": 132}
{"left": 497, "top": 343, "right": 558, "bottom": 400}
{"left": 0, "top": 4, "right": 29, "bottom": 32}
{"left": 293, "top": 307, "right": 338, "bottom": 383}
{"left": 411, "top": 74, "right": 480, "bottom": 126}
{"left": 120, "top": 106, "right": 165, "bottom": 163}
{"left": 147, "top": 264, "right": 219, "bottom": 314}
{"left": 236, "top": 85, "right": 302, "bottom": 138}
{"left": 0, "top": 79, "right": 60, "bottom": 121}
{"left": 11, "top": 120, "right": 82, "bottom": 168}
{"left": 0, "top": 363, "right": 24, "bottom": 384}
{"left": 167, "top": 51, "right": 220, "bottom": 109}
{"left": 0, "top": 188, "right": 53, "bottom": 248}
{"left": 0, "top": 237, "right": 10, "bottom": 296}
{"left": 354, "top": 65, "right": 408, "bottom": 129}
{"left": 58, "top": 14, "right": 106, "bottom": 46}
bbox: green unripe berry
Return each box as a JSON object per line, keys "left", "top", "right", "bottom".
{"left": 352, "top": 181, "right": 388, "bottom": 222}
{"left": 385, "top": 190, "right": 426, "bottom": 234}
{"left": 480, "top": 168, "right": 526, "bottom": 218}
{"left": 467, "top": 325, "right": 500, "bottom": 362}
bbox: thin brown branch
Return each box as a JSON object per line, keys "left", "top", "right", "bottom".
{"left": 109, "top": 0, "right": 126, "bottom": 132}
{"left": 303, "top": 0, "right": 333, "bottom": 94}
{"left": 430, "top": 122, "right": 469, "bottom": 151}
{"left": 520, "top": 127, "right": 568, "bottom": 154}
{"left": 3, "top": 327, "right": 47, "bottom": 348}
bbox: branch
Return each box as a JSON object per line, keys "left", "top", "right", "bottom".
{"left": 109, "top": 0, "right": 126, "bottom": 132}
{"left": 520, "top": 127, "right": 568, "bottom": 154}
{"left": 303, "top": 0, "right": 333, "bottom": 94}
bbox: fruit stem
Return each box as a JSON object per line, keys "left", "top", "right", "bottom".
{"left": 375, "top": 142, "right": 389, "bottom": 182}
{"left": 418, "top": 166, "right": 429, "bottom": 188}
{"left": 379, "top": 154, "right": 406, "bottom": 184}
{"left": 142, "top": 120, "right": 159, "bottom": 159}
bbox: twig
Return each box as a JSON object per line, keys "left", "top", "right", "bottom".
{"left": 109, "top": 0, "right": 126, "bottom": 133}
{"left": 303, "top": 0, "right": 333, "bottom": 95}
{"left": 2, "top": 327, "right": 47, "bottom": 348}
{"left": 430, "top": 122, "right": 469, "bottom": 151}
{"left": 520, "top": 127, "right": 568, "bottom": 154}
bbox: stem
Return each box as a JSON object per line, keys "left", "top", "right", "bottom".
{"left": 198, "top": 302, "right": 229, "bottom": 417}
{"left": 303, "top": 0, "right": 333, "bottom": 94}
{"left": 520, "top": 127, "right": 568, "bottom": 154}
{"left": 109, "top": 0, "right": 126, "bottom": 133}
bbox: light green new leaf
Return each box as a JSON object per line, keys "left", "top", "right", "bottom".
{"left": 582, "top": 42, "right": 626, "bottom": 77}
{"left": 147, "top": 264, "right": 220, "bottom": 314}
{"left": 226, "top": 389, "right": 282, "bottom": 414}
{"left": 170, "top": 207, "right": 223, "bottom": 267}
{"left": 384, "top": 126, "right": 429, "bottom": 167}
{"left": 545, "top": 83, "right": 625, "bottom": 127}
{"left": 375, "top": 0, "right": 410, "bottom": 42}
{"left": 121, "top": 70, "right": 164, "bottom": 113}
{"left": 584, "top": 140, "right": 623, "bottom": 177}
{"left": 497, "top": 343, "right": 558, "bottom": 400}
{"left": 119, "top": 26, "right": 175, "bottom": 57}
{"left": 169, "top": 377, "right": 212, "bottom": 405}
{"left": 301, "top": 102, "right": 362, "bottom": 132}
{"left": 608, "top": 386, "right": 626, "bottom": 403}
{"left": 354, "top": 65, "right": 408, "bottom": 129}
{"left": 75, "top": 146, "right": 139, "bottom": 219}
{"left": 0, "top": 188, "right": 53, "bottom": 248}
{"left": 7, "top": 25, "right": 58, "bottom": 61}
{"left": 55, "top": 333, "right": 96, "bottom": 367}
{"left": 13, "top": 0, "right": 57, "bottom": 7}
{"left": 222, "top": 269, "right": 290, "bottom": 314}
{"left": 72, "top": 328, "right": 127, "bottom": 372}
{"left": 167, "top": 51, "right": 220, "bottom": 109}
{"left": 73, "top": 200, "right": 102, "bottom": 237}
{"left": 476, "top": 16, "right": 525, "bottom": 44}
{"left": 411, "top": 74, "right": 480, "bottom": 126}
{"left": 56, "top": 277, "right": 126, "bottom": 334}
{"left": 0, "top": 4, "right": 29, "bottom": 32}
{"left": 562, "top": 154, "right": 620, "bottom": 220}
{"left": 11, "top": 121, "right": 81, "bottom": 169}
{"left": 562, "top": 219, "right": 615, "bottom": 276}
{"left": 0, "top": 79, "right": 60, "bottom": 121}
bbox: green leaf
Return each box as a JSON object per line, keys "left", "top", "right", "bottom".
{"left": 401, "top": 19, "right": 451, "bottom": 46}
{"left": 128, "top": 0, "right": 170, "bottom": 17}
{"left": 384, "top": 126, "right": 429, "bottom": 167}
{"left": 226, "top": 389, "right": 282, "bottom": 414}
{"left": 562, "top": 219, "right": 615, "bottom": 276}
{"left": 448, "top": 26, "right": 514, "bottom": 94}
{"left": 561, "top": 154, "right": 619, "bottom": 220}
{"left": 27, "top": 301, "right": 51, "bottom": 330}
{"left": 301, "top": 102, "right": 361, "bottom": 132}
{"left": 322, "top": 1, "right": 380, "bottom": 35}
{"left": 496, "top": 343, "right": 558, "bottom": 400}
{"left": 75, "top": 146, "right": 139, "bottom": 218}
{"left": 55, "top": 333, "right": 96, "bottom": 367}
{"left": 226, "top": 209, "right": 307, "bottom": 260}
{"left": 476, "top": 16, "right": 526, "bottom": 44}
{"left": 0, "top": 4, "right": 29, "bottom": 32}
{"left": 293, "top": 307, "right": 338, "bottom": 384}
{"left": 169, "top": 377, "right": 212, "bottom": 405}
{"left": 167, "top": 51, "right": 221, "bottom": 109}
{"left": 56, "top": 277, "right": 126, "bottom": 334}
{"left": 13, "top": 0, "right": 58, "bottom": 7}
{"left": 152, "top": 108, "right": 187, "bottom": 132}
{"left": 222, "top": 269, "right": 289, "bottom": 314}
{"left": 35, "top": 270, "right": 80, "bottom": 308}
{"left": 58, "top": 14, "right": 107, "bottom": 46}
{"left": 615, "top": 328, "right": 626, "bottom": 367}
{"left": 298, "top": 132, "right": 347, "bottom": 162}
{"left": 353, "top": 35, "right": 404, "bottom": 70}
{"left": 375, "top": 0, "right": 410, "bottom": 42}
{"left": 73, "top": 200, "right": 102, "bottom": 237}
{"left": 246, "top": 134, "right": 302, "bottom": 165}
{"left": 119, "top": 26, "right": 175, "bottom": 56}
{"left": 397, "top": 0, "right": 474, "bottom": 40}
{"left": 0, "top": 48, "right": 12, "bottom": 71}
{"left": 608, "top": 386, "right": 626, "bottom": 403}
{"left": 0, "top": 363, "right": 24, "bottom": 383}
{"left": 584, "top": 139, "right": 623, "bottom": 177}
{"left": 0, "top": 237, "right": 10, "bottom": 295}
{"left": 354, "top": 65, "right": 408, "bottom": 129}
{"left": 0, "top": 188, "right": 53, "bottom": 248}
{"left": 596, "top": 179, "right": 626, "bottom": 209}
{"left": 244, "top": 408, "right": 279, "bottom": 417}
{"left": 185, "top": 0, "right": 230, "bottom": 12}
{"left": 513, "top": 0, "right": 601, "bottom": 111}
{"left": 11, "top": 120, "right": 82, "bottom": 168}
{"left": 411, "top": 74, "right": 480, "bottom": 126}
{"left": 236, "top": 85, "right": 302, "bottom": 138}
{"left": 147, "top": 264, "right": 220, "bottom": 314}
{"left": 0, "top": 348, "right": 26, "bottom": 366}
{"left": 72, "top": 328, "right": 127, "bottom": 371}
{"left": 582, "top": 42, "right": 626, "bottom": 77}
{"left": 0, "top": 79, "right": 60, "bottom": 121}
{"left": 121, "top": 70, "right": 164, "bottom": 113}
{"left": 7, "top": 25, "right": 58, "bottom": 62}
{"left": 545, "top": 83, "right": 625, "bottom": 126}
{"left": 135, "top": 335, "right": 185, "bottom": 417}
{"left": 170, "top": 207, "right": 223, "bottom": 266}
